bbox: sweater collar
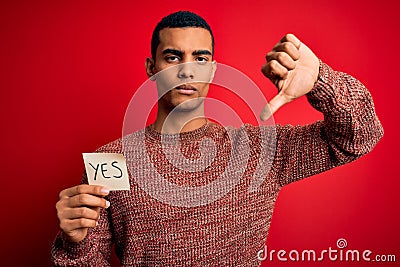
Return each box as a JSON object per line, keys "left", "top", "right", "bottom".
{"left": 145, "top": 120, "right": 211, "bottom": 143}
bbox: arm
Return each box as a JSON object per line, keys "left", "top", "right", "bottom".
{"left": 51, "top": 139, "right": 124, "bottom": 265}
{"left": 271, "top": 62, "right": 383, "bottom": 186}
{"left": 261, "top": 34, "right": 383, "bottom": 186}
{"left": 51, "top": 180, "right": 113, "bottom": 266}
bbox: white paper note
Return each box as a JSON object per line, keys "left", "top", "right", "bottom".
{"left": 82, "top": 153, "right": 130, "bottom": 190}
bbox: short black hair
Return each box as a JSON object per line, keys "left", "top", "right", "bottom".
{"left": 151, "top": 11, "right": 214, "bottom": 60}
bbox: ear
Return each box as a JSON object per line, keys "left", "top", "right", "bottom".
{"left": 209, "top": 60, "right": 217, "bottom": 83}
{"left": 145, "top": 57, "right": 156, "bottom": 79}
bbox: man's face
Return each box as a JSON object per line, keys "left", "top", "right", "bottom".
{"left": 147, "top": 27, "right": 215, "bottom": 112}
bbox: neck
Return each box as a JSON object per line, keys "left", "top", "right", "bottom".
{"left": 153, "top": 104, "right": 207, "bottom": 134}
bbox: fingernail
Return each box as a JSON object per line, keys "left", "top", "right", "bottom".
{"left": 101, "top": 187, "right": 110, "bottom": 194}
{"left": 105, "top": 200, "right": 110, "bottom": 208}
{"left": 96, "top": 221, "right": 99, "bottom": 227}
{"left": 260, "top": 111, "right": 271, "bottom": 121}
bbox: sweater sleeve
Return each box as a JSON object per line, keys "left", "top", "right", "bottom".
{"left": 51, "top": 173, "right": 113, "bottom": 266}
{"left": 271, "top": 61, "right": 384, "bottom": 187}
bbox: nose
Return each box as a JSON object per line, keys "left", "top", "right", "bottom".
{"left": 177, "top": 62, "right": 194, "bottom": 79}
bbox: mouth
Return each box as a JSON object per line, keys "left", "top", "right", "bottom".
{"left": 175, "top": 84, "right": 197, "bottom": 95}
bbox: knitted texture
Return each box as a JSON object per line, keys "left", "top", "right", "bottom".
{"left": 52, "top": 62, "right": 383, "bottom": 266}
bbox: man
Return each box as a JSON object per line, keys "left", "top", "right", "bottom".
{"left": 52, "top": 11, "right": 383, "bottom": 266}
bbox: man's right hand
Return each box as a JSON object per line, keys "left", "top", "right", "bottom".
{"left": 56, "top": 184, "right": 110, "bottom": 243}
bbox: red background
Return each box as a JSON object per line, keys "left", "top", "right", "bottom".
{"left": 1, "top": 0, "right": 399, "bottom": 266}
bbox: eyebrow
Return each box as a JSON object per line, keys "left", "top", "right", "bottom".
{"left": 162, "top": 48, "right": 212, "bottom": 57}
{"left": 162, "top": 48, "right": 183, "bottom": 57}
{"left": 193, "top": 50, "right": 212, "bottom": 56}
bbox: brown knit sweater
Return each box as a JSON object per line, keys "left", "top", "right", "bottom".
{"left": 51, "top": 62, "right": 383, "bottom": 266}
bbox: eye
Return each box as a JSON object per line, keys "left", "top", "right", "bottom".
{"left": 196, "top": 57, "right": 209, "bottom": 64}
{"left": 166, "top": 56, "right": 180, "bottom": 63}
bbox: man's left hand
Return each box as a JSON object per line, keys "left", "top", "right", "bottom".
{"left": 260, "top": 33, "right": 319, "bottom": 120}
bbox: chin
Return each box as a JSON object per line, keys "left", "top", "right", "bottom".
{"left": 172, "top": 98, "right": 205, "bottom": 112}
